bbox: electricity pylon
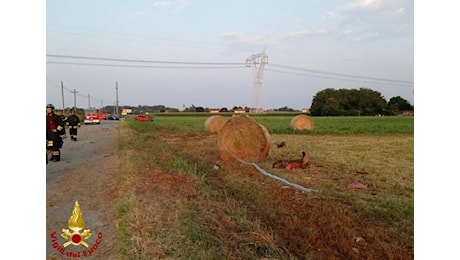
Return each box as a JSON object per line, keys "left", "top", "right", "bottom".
{"left": 246, "top": 50, "right": 268, "bottom": 113}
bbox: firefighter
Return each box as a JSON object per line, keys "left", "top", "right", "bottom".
{"left": 66, "top": 109, "right": 81, "bottom": 141}
{"left": 46, "top": 104, "right": 65, "bottom": 162}
{"left": 57, "top": 111, "right": 68, "bottom": 145}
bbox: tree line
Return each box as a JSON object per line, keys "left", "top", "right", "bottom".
{"left": 310, "top": 87, "right": 413, "bottom": 116}
{"left": 53, "top": 87, "right": 413, "bottom": 116}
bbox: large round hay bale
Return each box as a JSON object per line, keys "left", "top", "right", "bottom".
{"left": 217, "top": 116, "right": 270, "bottom": 163}
{"left": 290, "top": 115, "right": 314, "bottom": 130}
{"left": 205, "top": 115, "right": 228, "bottom": 133}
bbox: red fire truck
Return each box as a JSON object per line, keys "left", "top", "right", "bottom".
{"left": 84, "top": 108, "right": 106, "bottom": 124}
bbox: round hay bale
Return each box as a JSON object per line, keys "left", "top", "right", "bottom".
{"left": 205, "top": 115, "right": 228, "bottom": 133}
{"left": 290, "top": 115, "right": 314, "bottom": 130}
{"left": 217, "top": 115, "right": 270, "bottom": 163}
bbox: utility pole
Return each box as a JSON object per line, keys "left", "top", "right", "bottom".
{"left": 72, "top": 89, "right": 78, "bottom": 110}
{"left": 246, "top": 50, "right": 268, "bottom": 113}
{"left": 88, "top": 94, "right": 91, "bottom": 109}
{"left": 61, "top": 81, "right": 65, "bottom": 113}
{"left": 115, "top": 81, "right": 119, "bottom": 115}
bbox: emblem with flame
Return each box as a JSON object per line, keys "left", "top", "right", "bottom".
{"left": 61, "top": 201, "right": 91, "bottom": 247}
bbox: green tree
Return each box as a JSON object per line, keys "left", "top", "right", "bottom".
{"left": 388, "top": 96, "right": 413, "bottom": 113}
{"left": 322, "top": 97, "right": 341, "bottom": 116}
{"left": 310, "top": 87, "right": 387, "bottom": 116}
{"left": 310, "top": 88, "right": 337, "bottom": 116}
{"left": 183, "top": 104, "right": 196, "bottom": 112}
{"left": 356, "top": 88, "right": 387, "bottom": 115}
{"left": 277, "top": 106, "right": 295, "bottom": 112}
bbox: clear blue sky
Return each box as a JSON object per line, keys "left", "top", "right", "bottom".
{"left": 45, "top": 0, "right": 414, "bottom": 110}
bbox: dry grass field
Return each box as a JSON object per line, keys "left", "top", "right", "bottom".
{"left": 116, "top": 115, "right": 414, "bottom": 259}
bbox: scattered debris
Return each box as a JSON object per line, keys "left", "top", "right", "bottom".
{"left": 272, "top": 151, "right": 310, "bottom": 170}
{"left": 286, "top": 161, "right": 303, "bottom": 170}
{"left": 275, "top": 141, "right": 286, "bottom": 148}
{"left": 213, "top": 164, "right": 220, "bottom": 171}
{"left": 301, "top": 151, "right": 310, "bottom": 166}
{"left": 272, "top": 160, "right": 286, "bottom": 169}
{"left": 354, "top": 237, "right": 365, "bottom": 243}
{"left": 348, "top": 180, "right": 368, "bottom": 189}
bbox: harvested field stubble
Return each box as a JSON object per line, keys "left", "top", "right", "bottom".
{"left": 119, "top": 117, "right": 414, "bottom": 259}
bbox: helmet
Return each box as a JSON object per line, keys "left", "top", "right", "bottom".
{"left": 46, "top": 104, "right": 55, "bottom": 109}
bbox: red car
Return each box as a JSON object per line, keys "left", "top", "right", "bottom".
{"left": 135, "top": 114, "right": 151, "bottom": 122}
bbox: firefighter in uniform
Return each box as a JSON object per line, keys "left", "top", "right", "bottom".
{"left": 46, "top": 104, "right": 65, "bottom": 162}
{"left": 66, "top": 109, "right": 81, "bottom": 141}
{"left": 57, "top": 111, "right": 68, "bottom": 146}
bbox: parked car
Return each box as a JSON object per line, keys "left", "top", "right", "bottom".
{"left": 106, "top": 114, "right": 120, "bottom": 120}
{"left": 135, "top": 114, "right": 151, "bottom": 122}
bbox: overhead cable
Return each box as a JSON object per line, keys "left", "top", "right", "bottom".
{"left": 47, "top": 61, "right": 246, "bottom": 69}
{"left": 47, "top": 54, "right": 245, "bottom": 66}
{"left": 268, "top": 63, "right": 413, "bottom": 85}
{"left": 265, "top": 68, "right": 413, "bottom": 87}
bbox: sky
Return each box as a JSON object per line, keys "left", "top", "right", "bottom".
{"left": 45, "top": 0, "right": 414, "bottom": 111}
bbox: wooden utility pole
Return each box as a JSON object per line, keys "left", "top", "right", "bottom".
{"left": 115, "top": 81, "right": 119, "bottom": 115}
{"left": 61, "top": 81, "right": 65, "bottom": 112}
{"left": 88, "top": 94, "right": 91, "bottom": 109}
{"left": 72, "top": 89, "right": 78, "bottom": 110}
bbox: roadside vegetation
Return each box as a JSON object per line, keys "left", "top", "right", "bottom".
{"left": 116, "top": 114, "right": 414, "bottom": 259}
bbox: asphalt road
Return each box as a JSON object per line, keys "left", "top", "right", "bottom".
{"left": 46, "top": 120, "right": 120, "bottom": 259}
{"left": 46, "top": 120, "right": 118, "bottom": 181}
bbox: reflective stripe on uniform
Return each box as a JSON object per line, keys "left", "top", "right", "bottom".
{"left": 52, "top": 151, "right": 60, "bottom": 156}
{"left": 47, "top": 140, "right": 53, "bottom": 147}
{"left": 57, "top": 126, "right": 63, "bottom": 131}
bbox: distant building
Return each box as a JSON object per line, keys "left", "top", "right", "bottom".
{"left": 121, "top": 108, "right": 133, "bottom": 115}
{"left": 233, "top": 109, "right": 246, "bottom": 114}
{"left": 400, "top": 110, "right": 414, "bottom": 116}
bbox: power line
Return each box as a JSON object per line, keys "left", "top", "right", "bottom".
{"left": 47, "top": 54, "right": 245, "bottom": 66}
{"left": 47, "top": 61, "right": 246, "bottom": 69}
{"left": 47, "top": 79, "right": 115, "bottom": 108}
{"left": 47, "top": 54, "right": 413, "bottom": 107}
{"left": 268, "top": 63, "right": 413, "bottom": 85}
{"left": 265, "top": 68, "right": 413, "bottom": 87}
{"left": 47, "top": 54, "right": 412, "bottom": 86}
{"left": 46, "top": 79, "right": 73, "bottom": 92}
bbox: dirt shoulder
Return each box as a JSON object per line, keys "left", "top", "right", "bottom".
{"left": 46, "top": 120, "right": 119, "bottom": 259}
